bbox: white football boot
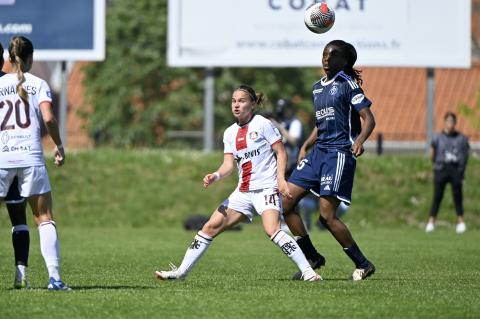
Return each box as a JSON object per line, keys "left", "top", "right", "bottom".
{"left": 425, "top": 222, "right": 435, "bottom": 233}
{"left": 155, "top": 262, "right": 186, "bottom": 280}
{"left": 351, "top": 263, "right": 376, "bottom": 281}
{"left": 301, "top": 267, "right": 322, "bottom": 281}
{"left": 456, "top": 222, "right": 466, "bottom": 234}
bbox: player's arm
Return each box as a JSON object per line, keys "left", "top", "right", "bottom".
{"left": 203, "top": 153, "right": 235, "bottom": 188}
{"left": 271, "top": 141, "right": 292, "bottom": 198}
{"left": 298, "top": 126, "right": 318, "bottom": 163}
{"left": 352, "top": 107, "right": 376, "bottom": 157}
{"left": 39, "top": 101, "right": 65, "bottom": 166}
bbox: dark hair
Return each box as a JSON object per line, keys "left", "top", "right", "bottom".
{"left": 8, "top": 36, "right": 34, "bottom": 103}
{"left": 0, "top": 42, "right": 4, "bottom": 69}
{"left": 444, "top": 111, "right": 457, "bottom": 123}
{"left": 235, "top": 85, "right": 265, "bottom": 106}
{"left": 326, "top": 40, "right": 363, "bottom": 86}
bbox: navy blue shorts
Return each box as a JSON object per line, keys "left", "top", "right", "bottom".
{"left": 5, "top": 176, "right": 25, "bottom": 204}
{"left": 288, "top": 147, "right": 356, "bottom": 204}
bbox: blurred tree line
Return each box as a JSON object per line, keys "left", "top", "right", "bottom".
{"left": 83, "top": 0, "right": 323, "bottom": 147}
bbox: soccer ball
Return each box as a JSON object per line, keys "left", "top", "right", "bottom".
{"left": 304, "top": 2, "right": 335, "bottom": 34}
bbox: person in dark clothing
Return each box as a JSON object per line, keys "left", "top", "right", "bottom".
{"left": 270, "top": 98, "right": 304, "bottom": 176}
{"left": 426, "top": 112, "right": 470, "bottom": 234}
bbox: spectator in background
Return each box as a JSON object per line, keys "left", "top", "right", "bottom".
{"left": 270, "top": 99, "right": 304, "bottom": 176}
{"left": 426, "top": 112, "right": 470, "bottom": 234}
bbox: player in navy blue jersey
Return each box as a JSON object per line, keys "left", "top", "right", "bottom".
{"left": 1, "top": 42, "right": 30, "bottom": 289}
{"left": 284, "top": 40, "right": 376, "bottom": 280}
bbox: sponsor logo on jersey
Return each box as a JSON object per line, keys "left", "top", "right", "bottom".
{"left": 321, "top": 175, "right": 333, "bottom": 185}
{"left": 243, "top": 148, "right": 260, "bottom": 160}
{"left": 9, "top": 145, "right": 32, "bottom": 152}
{"left": 351, "top": 93, "right": 365, "bottom": 105}
{"left": 1, "top": 131, "right": 9, "bottom": 144}
{"left": 313, "top": 88, "right": 324, "bottom": 94}
{"left": 2, "top": 145, "right": 9, "bottom": 152}
{"left": 249, "top": 131, "right": 259, "bottom": 140}
{"left": 329, "top": 86, "right": 338, "bottom": 95}
{"left": 237, "top": 137, "right": 245, "bottom": 142}
{"left": 316, "top": 107, "right": 335, "bottom": 120}
{"left": 46, "top": 91, "right": 52, "bottom": 98}
{"left": 324, "top": 185, "right": 331, "bottom": 191}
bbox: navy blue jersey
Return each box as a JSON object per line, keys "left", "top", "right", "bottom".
{"left": 312, "top": 71, "right": 372, "bottom": 151}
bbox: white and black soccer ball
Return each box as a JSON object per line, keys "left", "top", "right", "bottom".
{"left": 304, "top": 2, "right": 335, "bottom": 34}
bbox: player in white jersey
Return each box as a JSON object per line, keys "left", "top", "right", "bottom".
{"left": 0, "top": 36, "right": 70, "bottom": 290}
{"left": 1, "top": 42, "right": 31, "bottom": 289}
{"left": 155, "top": 85, "right": 321, "bottom": 282}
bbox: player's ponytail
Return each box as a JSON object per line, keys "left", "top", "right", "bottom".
{"left": 343, "top": 42, "right": 363, "bottom": 86}
{"left": 235, "top": 84, "right": 265, "bottom": 109}
{"left": 8, "top": 36, "right": 34, "bottom": 103}
{"left": 255, "top": 92, "right": 265, "bottom": 107}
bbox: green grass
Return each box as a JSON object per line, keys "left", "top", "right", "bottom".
{"left": 0, "top": 149, "right": 479, "bottom": 318}
{"left": 0, "top": 225, "right": 479, "bottom": 318}
{"left": 0, "top": 149, "right": 477, "bottom": 228}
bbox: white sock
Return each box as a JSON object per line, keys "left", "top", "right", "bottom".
{"left": 271, "top": 230, "right": 312, "bottom": 273}
{"left": 15, "top": 264, "right": 27, "bottom": 281}
{"left": 177, "top": 231, "right": 213, "bottom": 276}
{"left": 38, "top": 221, "right": 61, "bottom": 281}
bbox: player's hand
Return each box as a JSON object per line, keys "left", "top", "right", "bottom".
{"left": 351, "top": 142, "right": 364, "bottom": 157}
{"left": 278, "top": 179, "right": 292, "bottom": 199}
{"left": 297, "top": 148, "right": 307, "bottom": 163}
{"left": 54, "top": 145, "right": 65, "bottom": 166}
{"left": 203, "top": 173, "right": 217, "bottom": 188}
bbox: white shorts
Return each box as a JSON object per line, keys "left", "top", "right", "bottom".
{"left": 0, "top": 166, "right": 51, "bottom": 198}
{"left": 222, "top": 187, "right": 282, "bottom": 222}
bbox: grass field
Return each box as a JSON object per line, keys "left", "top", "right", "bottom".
{"left": 0, "top": 150, "right": 479, "bottom": 318}
{"left": 0, "top": 226, "right": 479, "bottom": 318}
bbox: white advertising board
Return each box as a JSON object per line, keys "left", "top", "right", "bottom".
{"left": 168, "top": 0, "right": 471, "bottom": 68}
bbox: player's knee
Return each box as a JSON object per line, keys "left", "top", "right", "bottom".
{"left": 318, "top": 214, "right": 329, "bottom": 228}
{"left": 202, "top": 220, "right": 224, "bottom": 237}
{"left": 282, "top": 202, "right": 296, "bottom": 217}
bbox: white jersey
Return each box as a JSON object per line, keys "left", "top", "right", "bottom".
{"left": 0, "top": 72, "right": 52, "bottom": 168}
{"left": 223, "top": 114, "right": 282, "bottom": 192}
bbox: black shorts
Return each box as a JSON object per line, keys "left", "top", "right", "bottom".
{"left": 5, "top": 176, "right": 25, "bottom": 204}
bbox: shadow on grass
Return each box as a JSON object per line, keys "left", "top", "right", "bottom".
{"left": 71, "top": 285, "right": 157, "bottom": 290}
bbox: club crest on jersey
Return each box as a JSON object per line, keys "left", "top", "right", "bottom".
{"left": 249, "top": 131, "right": 259, "bottom": 140}
{"left": 329, "top": 86, "right": 338, "bottom": 95}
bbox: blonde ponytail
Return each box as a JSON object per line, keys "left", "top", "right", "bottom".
{"left": 8, "top": 36, "right": 33, "bottom": 104}
{"left": 15, "top": 56, "right": 28, "bottom": 103}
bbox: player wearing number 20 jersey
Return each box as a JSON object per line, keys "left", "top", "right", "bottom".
{"left": 223, "top": 114, "right": 282, "bottom": 192}
{"left": 0, "top": 72, "right": 52, "bottom": 167}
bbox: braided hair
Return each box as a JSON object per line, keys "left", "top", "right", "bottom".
{"left": 8, "top": 36, "right": 34, "bottom": 103}
{"left": 326, "top": 40, "right": 363, "bottom": 86}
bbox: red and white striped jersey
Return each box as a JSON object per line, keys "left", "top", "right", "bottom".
{"left": 223, "top": 115, "right": 282, "bottom": 192}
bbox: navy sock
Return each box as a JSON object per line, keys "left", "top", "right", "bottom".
{"left": 12, "top": 229, "right": 30, "bottom": 266}
{"left": 344, "top": 243, "right": 368, "bottom": 268}
{"left": 296, "top": 235, "right": 322, "bottom": 261}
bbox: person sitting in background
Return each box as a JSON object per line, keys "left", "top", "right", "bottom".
{"left": 426, "top": 112, "right": 470, "bottom": 234}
